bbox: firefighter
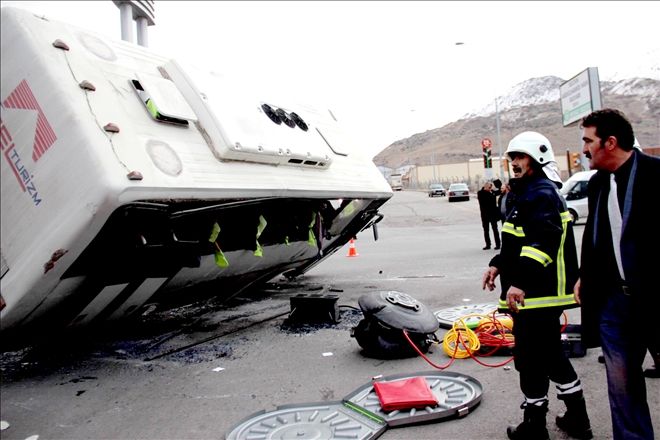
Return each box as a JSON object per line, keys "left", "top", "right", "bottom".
{"left": 482, "top": 131, "right": 592, "bottom": 440}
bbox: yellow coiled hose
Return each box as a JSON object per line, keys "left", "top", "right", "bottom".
{"left": 442, "top": 312, "right": 514, "bottom": 358}
{"left": 442, "top": 318, "right": 481, "bottom": 358}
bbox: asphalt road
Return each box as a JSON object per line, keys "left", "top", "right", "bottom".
{"left": 1, "top": 190, "right": 658, "bottom": 440}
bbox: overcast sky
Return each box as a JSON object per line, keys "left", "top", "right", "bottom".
{"left": 2, "top": 1, "right": 659, "bottom": 157}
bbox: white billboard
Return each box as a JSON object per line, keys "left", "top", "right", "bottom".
{"left": 559, "top": 67, "right": 602, "bottom": 127}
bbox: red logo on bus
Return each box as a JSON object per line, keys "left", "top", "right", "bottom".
{"left": 2, "top": 79, "right": 57, "bottom": 162}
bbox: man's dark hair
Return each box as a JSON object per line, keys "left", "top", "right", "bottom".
{"left": 580, "top": 108, "right": 635, "bottom": 151}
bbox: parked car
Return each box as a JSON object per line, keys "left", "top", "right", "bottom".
{"left": 428, "top": 183, "right": 447, "bottom": 197}
{"left": 561, "top": 170, "right": 596, "bottom": 223}
{"left": 448, "top": 183, "right": 470, "bottom": 202}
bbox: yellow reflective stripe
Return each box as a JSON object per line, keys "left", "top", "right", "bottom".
{"left": 560, "top": 211, "right": 572, "bottom": 223}
{"left": 499, "top": 295, "right": 577, "bottom": 310}
{"left": 520, "top": 246, "right": 553, "bottom": 266}
{"left": 520, "top": 295, "right": 577, "bottom": 309}
{"left": 503, "top": 222, "right": 525, "bottom": 237}
{"left": 556, "top": 217, "right": 568, "bottom": 296}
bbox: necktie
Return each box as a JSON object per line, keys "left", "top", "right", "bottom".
{"left": 607, "top": 174, "right": 625, "bottom": 281}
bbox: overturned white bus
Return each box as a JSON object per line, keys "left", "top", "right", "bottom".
{"left": 0, "top": 7, "right": 392, "bottom": 338}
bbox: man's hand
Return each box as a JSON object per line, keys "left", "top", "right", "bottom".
{"left": 482, "top": 266, "right": 499, "bottom": 291}
{"left": 574, "top": 278, "right": 582, "bottom": 305}
{"left": 506, "top": 286, "right": 525, "bottom": 313}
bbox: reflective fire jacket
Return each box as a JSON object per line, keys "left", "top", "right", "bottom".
{"left": 489, "top": 174, "right": 579, "bottom": 312}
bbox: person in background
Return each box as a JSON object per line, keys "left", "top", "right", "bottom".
{"left": 477, "top": 181, "right": 501, "bottom": 250}
{"left": 493, "top": 178, "right": 503, "bottom": 197}
{"left": 498, "top": 182, "right": 512, "bottom": 224}
{"left": 574, "top": 108, "right": 660, "bottom": 440}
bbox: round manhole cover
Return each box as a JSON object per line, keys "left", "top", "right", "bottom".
{"left": 343, "top": 371, "right": 483, "bottom": 427}
{"left": 434, "top": 303, "right": 499, "bottom": 329}
{"left": 225, "top": 401, "right": 386, "bottom": 440}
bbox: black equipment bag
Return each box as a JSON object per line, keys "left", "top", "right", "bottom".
{"left": 351, "top": 291, "right": 439, "bottom": 359}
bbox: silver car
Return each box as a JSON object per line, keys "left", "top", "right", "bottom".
{"left": 428, "top": 183, "right": 447, "bottom": 197}
{"left": 448, "top": 183, "right": 470, "bottom": 202}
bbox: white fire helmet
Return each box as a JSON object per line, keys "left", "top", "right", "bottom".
{"left": 507, "top": 131, "right": 562, "bottom": 186}
{"left": 506, "top": 131, "right": 555, "bottom": 165}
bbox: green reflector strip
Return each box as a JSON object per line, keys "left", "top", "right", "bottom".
{"left": 342, "top": 401, "right": 386, "bottom": 424}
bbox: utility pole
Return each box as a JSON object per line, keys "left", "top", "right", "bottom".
{"left": 495, "top": 97, "right": 503, "bottom": 179}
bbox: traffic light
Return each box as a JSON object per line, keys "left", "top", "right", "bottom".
{"left": 483, "top": 148, "right": 492, "bottom": 169}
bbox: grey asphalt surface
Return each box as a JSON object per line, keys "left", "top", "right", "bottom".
{"left": 1, "top": 190, "right": 658, "bottom": 440}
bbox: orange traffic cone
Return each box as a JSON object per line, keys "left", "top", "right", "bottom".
{"left": 347, "top": 238, "right": 359, "bottom": 257}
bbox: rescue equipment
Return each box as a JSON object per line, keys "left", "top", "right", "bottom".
{"left": 352, "top": 291, "right": 439, "bottom": 359}
{"left": 225, "top": 401, "right": 387, "bottom": 440}
{"left": 561, "top": 324, "right": 587, "bottom": 358}
{"left": 225, "top": 371, "right": 483, "bottom": 439}
{"left": 344, "top": 371, "right": 483, "bottom": 427}
{"left": 434, "top": 302, "right": 499, "bottom": 329}
{"left": 441, "top": 313, "right": 514, "bottom": 359}
{"left": 288, "top": 293, "right": 340, "bottom": 324}
{"left": 372, "top": 376, "right": 438, "bottom": 411}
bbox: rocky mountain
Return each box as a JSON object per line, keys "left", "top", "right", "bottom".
{"left": 374, "top": 76, "right": 660, "bottom": 169}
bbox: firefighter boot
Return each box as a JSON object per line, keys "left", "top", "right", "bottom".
{"left": 556, "top": 392, "right": 593, "bottom": 439}
{"left": 506, "top": 402, "right": 549, "bottom": 440}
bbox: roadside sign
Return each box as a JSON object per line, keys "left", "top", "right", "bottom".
{"left": 559, "top": 67, "right": 602, "bottom": 127}
{"left": 481, "top": 138, "right": 492, "bottom": 149}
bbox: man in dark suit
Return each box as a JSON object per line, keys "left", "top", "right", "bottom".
{"left": 477, "top": 181, "right": 501, "bottom": 250}
{"left": 574, "top": 109, "right": 660, "bottom": 440}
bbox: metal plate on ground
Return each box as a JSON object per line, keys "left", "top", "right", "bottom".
{"left": 343, "top": 371, "right": 483, "bottom": 427}
{"left": 224, "top": 401, "right": 387, "bottom": 440}
{"left": 434, "top": 302, "right": 499, "bottom": 329}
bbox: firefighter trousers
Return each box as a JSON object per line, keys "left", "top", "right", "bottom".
{"left": 512, "top": 308, "right": 579, "bottom": 400}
